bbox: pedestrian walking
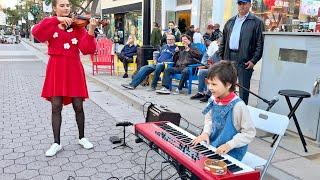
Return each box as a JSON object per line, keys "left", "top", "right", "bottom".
{"left": 32, "top": 0, "right": 98, "bottom": 156}
{"left": 218, "top": 0, "right": 264, "bottom": 104}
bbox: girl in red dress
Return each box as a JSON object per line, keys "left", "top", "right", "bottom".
{"left": 32, "top": 0, "right": 98, "bottom": 156}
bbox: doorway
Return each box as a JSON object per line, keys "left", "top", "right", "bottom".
{"left": 176, "top": 10, "right": 191, "bottom": 33}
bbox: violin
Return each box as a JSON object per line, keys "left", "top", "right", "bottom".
{"left": 66, "top": 15, "right": 110, "bottom": 29}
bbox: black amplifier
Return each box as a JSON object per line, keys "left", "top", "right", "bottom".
{"left": 145, "top": 103, "right": 181, "bottom": 126}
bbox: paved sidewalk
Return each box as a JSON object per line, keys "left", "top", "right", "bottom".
{"left": 22, "top": 39, "right": 320, "bottom": 180}
{"left": 0, "top": 43, "right": 182, "bottom": 180}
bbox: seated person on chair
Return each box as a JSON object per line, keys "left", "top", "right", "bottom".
{"left": 191, "top": 38, "right": 222, "bottom": 102}
{"left": 121, "top": 35, "right": 177, "bottom": 90}
{"left": 116, "top": 34, "right": 138, "bottom": 78}
{"left": 191, "top": 61, "right": 256, "bottom": 161}
{"left": 156, "top": 34, "right": 201, "bottom": 95}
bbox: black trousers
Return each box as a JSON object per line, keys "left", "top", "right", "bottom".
{"left": 117, "top": 53, "right": 133, "bottom": 73}
{"left": 229, "top": 51, "right": 253, "bottom": 105}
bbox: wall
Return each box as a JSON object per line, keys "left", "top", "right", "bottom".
{"left": 101, "top": 0, "right": 142, "bottom": 9}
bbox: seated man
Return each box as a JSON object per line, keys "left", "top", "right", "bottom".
{"left": 121, "top": 35, "right": 177, "bottom": 90}
{"left": 191, "top": 38, "right": 222, "bottom": 102}
{"left": 117, "top": 34, "right": 138, "bottom": 78}
{"left": 156, "top": 34, "right": 200, "bottom": 95}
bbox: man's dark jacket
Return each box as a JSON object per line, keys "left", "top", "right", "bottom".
{"left": 218, "top": 12, "right": 264, "bottom": 65}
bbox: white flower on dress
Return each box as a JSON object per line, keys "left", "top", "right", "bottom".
{"left": 71, "top": 38, "right": 78, "bottom": 45}
{"left": 66, "top": 28, "right": 73, "bottom": 33}
{"left": 64, "top": 43, "right": 70, "bottom": 49}
{"left": 53, "top": 32, "right": 58, "bottom": 38}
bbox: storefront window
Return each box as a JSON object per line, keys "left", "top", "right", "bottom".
{"left": 252, "top": 0, "right": 320, "bottom": 32}
{"left": 154, "top": 0, "right": 162, "bottom": 28}
{"left": 200, "top": 0, "right": 213, "bottom": 33}
{"left": 124, "top": 11, "right": 142, "bottom": 45}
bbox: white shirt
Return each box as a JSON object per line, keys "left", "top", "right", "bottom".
{"left": 229, "top": 12, "right": 249, "bottom": 50}
{"left": 193, "top": 32, "right": 203, "bottom": 44}
{"left": 207, "top": 41, "right": 219, "bottom": 57}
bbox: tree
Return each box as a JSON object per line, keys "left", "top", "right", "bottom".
{"left": 3, "top": 7, "right": 20, "bottom": 26}
{"left": 43, "top": 0, "right": 99, "bottom": 15}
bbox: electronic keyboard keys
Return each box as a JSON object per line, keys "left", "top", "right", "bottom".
{"left": 227, "top": 164, "right": 243, "bottom": 173}
{"left": 157, "top": 122, "right": 253, "bottom": 175}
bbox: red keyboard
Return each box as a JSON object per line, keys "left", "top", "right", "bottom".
{"left": 135, "top": 121, "right": 260, "bottom": 180}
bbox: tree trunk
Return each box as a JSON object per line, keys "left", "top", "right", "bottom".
{"left": 90, "top": 0, "right": 99, "bottom": 16}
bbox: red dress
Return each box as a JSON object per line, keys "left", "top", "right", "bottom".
{"left": 32, "top": 17, "right": 96, "bottom": 105}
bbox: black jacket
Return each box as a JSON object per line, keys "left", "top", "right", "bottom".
{"left": 218, "top": 12, "right": 265, "bottom": 64}
{"left": 173, "top": 46, "right": 200, "bottom": 71}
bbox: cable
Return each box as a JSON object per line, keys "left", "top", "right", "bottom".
{"left": 144, "top": 148, "right": 154, "bottom": 180}
{"left": 142, "top": 101, "right": 153, "bottom": 119}
{"left": 150, "top": 161, "right": 171, "bottom": 180}
{"left": 123, "top": 176, "right": 137, "bottom": 180}
{"left": 106, "top": 177, "right": 120, "bottom": 180}
{"left": 174, "top": 174, "right": 188, "bottom": 180}
{"left": 67, "top": 176, "right": 75, "bottom": 180}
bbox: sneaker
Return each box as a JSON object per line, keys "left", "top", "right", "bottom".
{"left": 122, "top": 73, "right": 128, "bottom": 78}
{"left": 146, "top": 87, "right": 156, "bottom": 91}
{"left": 156, "top": 87, "right": 171, "bottom": 94}
{"left": 190, "top": 92, "right": 204, "bottom": 99}
{"left": 172, "top": 88, "right": 180, "bottom": 95}
{"left": 121, "top": 84, "right": 135, "bottom": 90}
{"left": 79, "top": 138, "right": 93, "bottom": 149}
{"left": 200, "top": 94, "right": 210, "bottom": 103}
{"left": 45, "top": 143, "right": 62, "bottom": 157}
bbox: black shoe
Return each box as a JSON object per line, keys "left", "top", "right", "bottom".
{"left": 123, "top": 73, "right": 128, "bottom": 78}
{"left": 199, "top": 94, "right": 210, "bottom": 102}
{"left": 121, "top": 84, "right": 135, "bottom": 90}
{"left": 190, "top": 92, "right": 205, "bottom": 100}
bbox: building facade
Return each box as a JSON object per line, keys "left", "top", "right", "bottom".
{"left": 160, "top": 0, "right": 237, "bottom": 33}
{"left": 101, "top": 0, "right": 143, "bottom": 44}
{"left": 101, "top": 0, "right": 320, "bottom": 44}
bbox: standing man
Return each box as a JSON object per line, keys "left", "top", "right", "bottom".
{"left": 218, "top": 0, "right": 264, "bottom": 104}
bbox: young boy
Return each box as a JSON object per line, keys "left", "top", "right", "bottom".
{"left": 191, "top": 61, "right": 256, "bottom": 161}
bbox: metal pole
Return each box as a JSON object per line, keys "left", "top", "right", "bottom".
{"left": 143, "top": 0, "right": 151, "bottom": 45}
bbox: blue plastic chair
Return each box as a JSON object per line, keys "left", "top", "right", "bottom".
{"left": 167, "top": 43, "right": 206, "bottom": 94}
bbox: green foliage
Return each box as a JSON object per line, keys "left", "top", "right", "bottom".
{"left": 3, "top": 0, "right": 97, "bottom": 25}
{"left": 3, "top": 7, "right": 20, "bottom": 26}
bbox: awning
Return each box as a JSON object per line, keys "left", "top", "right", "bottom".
{"left": 102, "top": 2, "right": 142, "bottom": 14}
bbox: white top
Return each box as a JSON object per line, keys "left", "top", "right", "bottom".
{"left": 193, "top": 32, "right": 203, "bottom": 44}
{"left": 207, "top": 40, "right": 219, "bottom": 57}
{"left": 229, "top": 12, "right": 249, "bottom": 50}
{"left": 203, "top": 96, "right": 256, "bottom": 150}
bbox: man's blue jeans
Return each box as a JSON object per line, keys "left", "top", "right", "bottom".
{"left": 198, "top": 69, "right": 208, "bottom": 93}
{"left": 130, "top": 63, "right": 165, "bottom": 88}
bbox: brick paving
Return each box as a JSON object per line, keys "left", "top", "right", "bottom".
{"left": 0, "top": 44, "right": 179, "bottom": 180}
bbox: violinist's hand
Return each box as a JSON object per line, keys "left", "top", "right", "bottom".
{"left": 57, "top": 17, "right": 73, "bottom": 27}
{"left": 216, "top": 143, "right": 231, "bottom": 155}
{"left": 191, "top": 133, "right": 209, "bottom": 146}
{"left": 88, "top": 18, "right": 99, "bottom": 36}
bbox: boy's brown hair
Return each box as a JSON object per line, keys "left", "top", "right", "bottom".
{"left": 207, "top": 60, "right": 237, "bottom": 92}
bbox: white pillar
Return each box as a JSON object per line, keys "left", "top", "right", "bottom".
{"left": 161, "top": 0, "right": 175, "bottom": 30}
{"left": 212, "top": 0, "right": 225, "bottom": 26}
{"left": 191, "top": 0, "right": 201, "bottom": 28}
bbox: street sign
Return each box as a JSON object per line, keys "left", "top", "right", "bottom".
{"left": 28, "top": 12, "right": 34, "bottom": 21}
{"left": 0, "top": 11, "right": 6, "bottom": 25}
{"left": 43, "top": 1, "right": 52, "bottom": 13}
